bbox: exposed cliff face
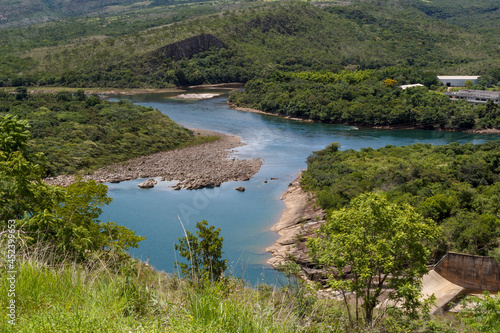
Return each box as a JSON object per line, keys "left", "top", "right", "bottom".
{"left": 148, "top": 34, "right": 225, "bottom": 61}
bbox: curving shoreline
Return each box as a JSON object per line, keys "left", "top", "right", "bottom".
{"left": 266, "top": 173, "right": 326, "bottom": 280}
{"left": 228, "top": 103, "right": 314, "bottom": 123}
{"left": 44, "top": 129, "right": 262, "bottom": 189}
{"left": 229, "top": 103, "right": 500, "bottom": 134}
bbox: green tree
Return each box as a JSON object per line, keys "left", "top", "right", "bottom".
{"left": 0, "top": 115, "right": 58, "bottom": 223}
{"left": 37, "top": 178, "right": 145, "bottom": 259}
{"left": 461, "top": 292, "right": 500, "bottom": 332}
{"left": 175, "top": 220, "right": 227, "bottom": 282}
{"left": 464, "top": 80, "right": 474, "bottom": 89}
{"left": 15, "top": 86, "right": 28, "bottom": 100}
{"left": 307, "top": 193, "right": 439, "bottom": 326}
{"left": 0, "top": 115, "right": 144, "bottom": 260}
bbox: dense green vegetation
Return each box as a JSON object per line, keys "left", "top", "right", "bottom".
{"left": 0, "top": 105, "right": 497, "bottom": 332}
{"left": 302, "top": 141, "right": 500, "bottom": 259}
{"left": 0, "top": 0, "right": 174, "bottom": 27}
{"left": 175, "top": 220, "right": 228, "bottom": 282}
{"left": 1, "top": 0, "right": 500, "bottom": 89}
{"left": 2, "top": 0, "right": 500, "bottom": 330}
{"left": 308, "top": 192, "right": 439, "bottom": 325}
{"left": 0, "top": 89, "right": 212, "bottom": 176}
{"left": 229, "top": 69, "right": 500, "bottom": 129}
{"left": 0, "top": 115, "right": 144, "bottom": 262}
{"left": 409, "top": 0, "right": 500, "bottom": 34}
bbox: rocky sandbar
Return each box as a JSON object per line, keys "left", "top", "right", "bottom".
{"left": 44, "top": 129, "right": 262, "bottom": 190}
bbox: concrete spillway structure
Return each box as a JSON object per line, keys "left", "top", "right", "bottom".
{"left": 421, "top": 252, "right": 500, "bottom": 313}
{"left": 421, "top": 270, "right": 464, "bottom": 314}
{"left": 434, "top": 252, "right": 500, "bottom": 292}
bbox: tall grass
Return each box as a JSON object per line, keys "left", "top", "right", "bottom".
{"left": 1, "top": 239, "right": 477, "bottom": 332}
{"left": 0, "top": 240, "right": 349, "bottom": 332}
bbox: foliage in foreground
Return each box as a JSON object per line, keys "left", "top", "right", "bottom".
{"left": 0, "top": 243, "right": 331, "bottom": 333}
{"left": 1, "top": 241, "right": 494, "bottom": 332}
{"left": 302, "top": 140, "right": 500, "bottom": 260}
{"left": 0, "top": 115, "right": 144, "bottom": 261}
{"left": 461, "top": 292, "right": 500, "bottom": 332}
{"left": 175, "top": 219, "right": 228, "bottom": 282}
{"left": 308, "top": 193, "right": 439, "bottom": 325}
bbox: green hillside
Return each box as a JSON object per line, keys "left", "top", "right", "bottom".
{"left": 302, "top": 141, "right": 500, "bottom": 260}
{"left": 409, "top": 0, "right": 500, "bottom": 34}
{"left": 0, "top": 0, "right": 170, "bottom": 28}
{"left": 2, "top": 2, "right": 500, "bottom": 329}
{"left": 0, "top": 90, "right": 215, "bottom": 176}
{"left": 1, "top": 0, "right": 499, "bottom": 88}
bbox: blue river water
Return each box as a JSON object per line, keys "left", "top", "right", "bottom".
{"left": 104, "top": 88, "right": 499, "bottom": 285}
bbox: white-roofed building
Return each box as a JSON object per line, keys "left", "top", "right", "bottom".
{"left": 399, "top": 84, "right": 424, "bottom": 90}
{"left": 438, "top": 76, "right": 479, "bottom": 87}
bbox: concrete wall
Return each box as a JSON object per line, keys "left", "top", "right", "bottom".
{"left": 438, "top": 77, "right": 478, "bottom": 87}
{"left": 434, "top": 252, "right": 500, "bottom": 291}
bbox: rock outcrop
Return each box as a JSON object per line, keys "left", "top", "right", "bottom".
{"left": 266, "top": 173, "right": 328, "bottom": 282}
{"left": 147, "top": 34, "right": 225, "bottom": 61}
{"left": 138, "top": 179, "right": 157, "bottom": 189}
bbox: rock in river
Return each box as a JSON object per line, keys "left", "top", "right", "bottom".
{"left": 235, "top": 186, "right": 245, "bottom": 192}
{"left": 138, "top": 179, "right": 157, "bottom": 189}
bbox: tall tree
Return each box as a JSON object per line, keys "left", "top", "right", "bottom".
{"left": 307, "top": 193, "right": 439, "bottom": 326}
{"left": 175, "top": 220, "right": 227, "bottom": 282}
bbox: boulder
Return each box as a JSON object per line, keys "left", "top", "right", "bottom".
{"left": 138, "top": 179, "right": 157, "bottom": 189}
{"left": 235, "top": 186, "right": 245, "bottom": 192}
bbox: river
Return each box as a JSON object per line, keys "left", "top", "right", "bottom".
{"left": 104, "top": 88, "right": 499, "bottom": 285}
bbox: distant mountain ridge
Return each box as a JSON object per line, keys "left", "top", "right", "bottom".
{"left": 0, "top": 0, "right": 155, "bottom": 27}
{"left": 1, "top": 0, "right": 499, "bottom": 88}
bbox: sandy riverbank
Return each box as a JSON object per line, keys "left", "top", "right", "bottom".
{"left": 466, "top": 128, "right": 500, "bottom": 134}
{"left": 23, "top": 87, "right": 183, "bottom": 96}
{"left": 266, "top": 173, "right": 326, "bottom": 279}
{"left": 13, "top": 82, "right": 244, "bottom": 97}
{"left": 44, "top": 129, "right": 262, "bottom": 190}
{"left": 228, "top": 103, "right": 314, "bottom": 123}
{"left": 175, "top": 93, "right": 221, "bottom": 99}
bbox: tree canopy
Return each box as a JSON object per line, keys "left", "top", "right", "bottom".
{"left": 0, "top": 115, "right": 144, "bottom": 260}
{"left": 302, "top": 141, "right": 500, "bottom": 259}
{"left": 308, "top": 193, "right": 439, "bottom": 325}
{"left": 0, "top": 90, "right": 199, "bottom": 176}
{"left": 175, "top": 220, "right": 227, "bottom": 282}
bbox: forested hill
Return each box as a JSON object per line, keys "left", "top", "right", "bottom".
{"left": 0, "top": 0, "right": 158, "bottom": 27}
{"left": 1, "top": 0, "right": 499, "bottom": 88}
{"left": 0, "top": 89, "right": 211, "bottom": 176}
{"left": 409, "top": 0, "right": 499, "bottom": 34}
{"left": 301, "top": 141, "right": 500, "bottom": 260}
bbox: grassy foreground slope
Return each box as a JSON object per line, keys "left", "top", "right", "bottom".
{"left": 0, "top": 245, "right": 492, "bottom": 333}
{"left": 1, "top": 0, "right": 500, "bottom": 88}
